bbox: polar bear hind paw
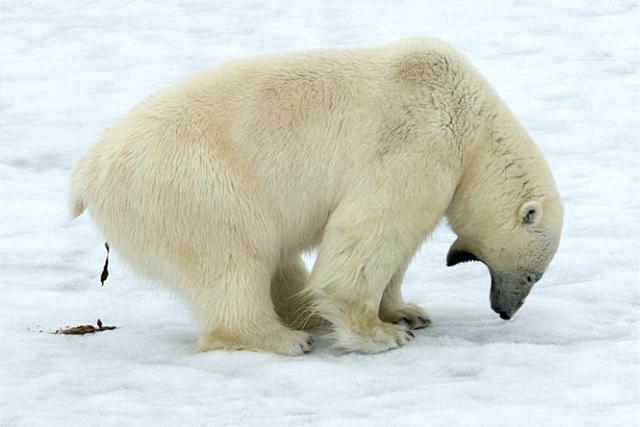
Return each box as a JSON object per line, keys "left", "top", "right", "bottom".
{"left": 197, "top": 327, "right": 313, "bottom": 356}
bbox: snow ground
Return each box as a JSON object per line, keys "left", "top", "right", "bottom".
{"left": 1, "top": 1, "right": 639, "bottom": 426}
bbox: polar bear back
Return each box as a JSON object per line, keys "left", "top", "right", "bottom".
{"left": 71, "top": 38, "right": 478, "bottom": 262}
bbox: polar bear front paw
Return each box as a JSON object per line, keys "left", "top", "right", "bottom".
{"left": 380, "top": 303, "right": 431, "bottom": 330}
{"left": 333, "top": 321, "right": 415, "bottom": 353}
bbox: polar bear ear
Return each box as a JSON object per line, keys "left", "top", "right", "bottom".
{"left": 519, "top": 201, "right": 542, "bottom": 226}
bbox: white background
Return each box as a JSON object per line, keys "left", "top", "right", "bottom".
{"left": 1, "top": 1, "right": 638, "bottom": 426}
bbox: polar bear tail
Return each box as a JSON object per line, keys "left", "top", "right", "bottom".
{"left": 69, "top": 190, "right": 86, "bottom": 219}
{"left": 68, "top": 159, "right": 89, "bottom": 220}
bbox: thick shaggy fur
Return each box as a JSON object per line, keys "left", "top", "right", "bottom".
{"left": 70, "top": 38, "right": 563, "bottom": 355}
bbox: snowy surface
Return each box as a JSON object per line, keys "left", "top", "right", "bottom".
{"left": 1, "top": 1, "right": 639, "bottom": 426}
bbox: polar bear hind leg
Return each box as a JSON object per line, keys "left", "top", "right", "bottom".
{"left": 271, "top": 256, "right": 327, "bottom": 331}
{"left": 191, "top": 250, "right": 312, "bottom": 356}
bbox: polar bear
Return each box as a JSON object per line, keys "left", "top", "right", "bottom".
{"left": 69, "top": 38, "right": 563, "bottom": 355}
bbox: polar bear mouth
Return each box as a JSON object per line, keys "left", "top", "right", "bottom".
{"left": 446, "top": 247, "right": 521, "bottom": 320}
{"left": 446, "top": 249, "right": 483, "bottom": 267}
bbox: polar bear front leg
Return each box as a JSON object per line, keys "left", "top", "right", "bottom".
{"left": 308, "top": 205, "right": 426, "bottom": 353}
{"left": 379, "top": 264, "right": 431, "bottom": 330}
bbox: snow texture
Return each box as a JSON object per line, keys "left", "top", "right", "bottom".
{"left": 1, "top": 1, "right": 639, "bottom": 426}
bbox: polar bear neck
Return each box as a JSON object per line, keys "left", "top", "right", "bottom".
{"left": 429, "top": 52, "right": 559, "bottom": 238}
{"left": 445, "top": 91, "right": 559, "bottom": 238}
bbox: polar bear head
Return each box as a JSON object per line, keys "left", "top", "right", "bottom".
{"left": 445, "top": 116, "right": 564, "bottom": 320}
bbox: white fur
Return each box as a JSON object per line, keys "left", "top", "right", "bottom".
{"left": 69, "top": 38, "right": 563, "bottom": 355}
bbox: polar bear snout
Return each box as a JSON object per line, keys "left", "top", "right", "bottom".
{"left": 489, "top": 271, "right": 542, "bottom": 320}
{"left": 490, "top": 287, "right": 524, "bottom": 320}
